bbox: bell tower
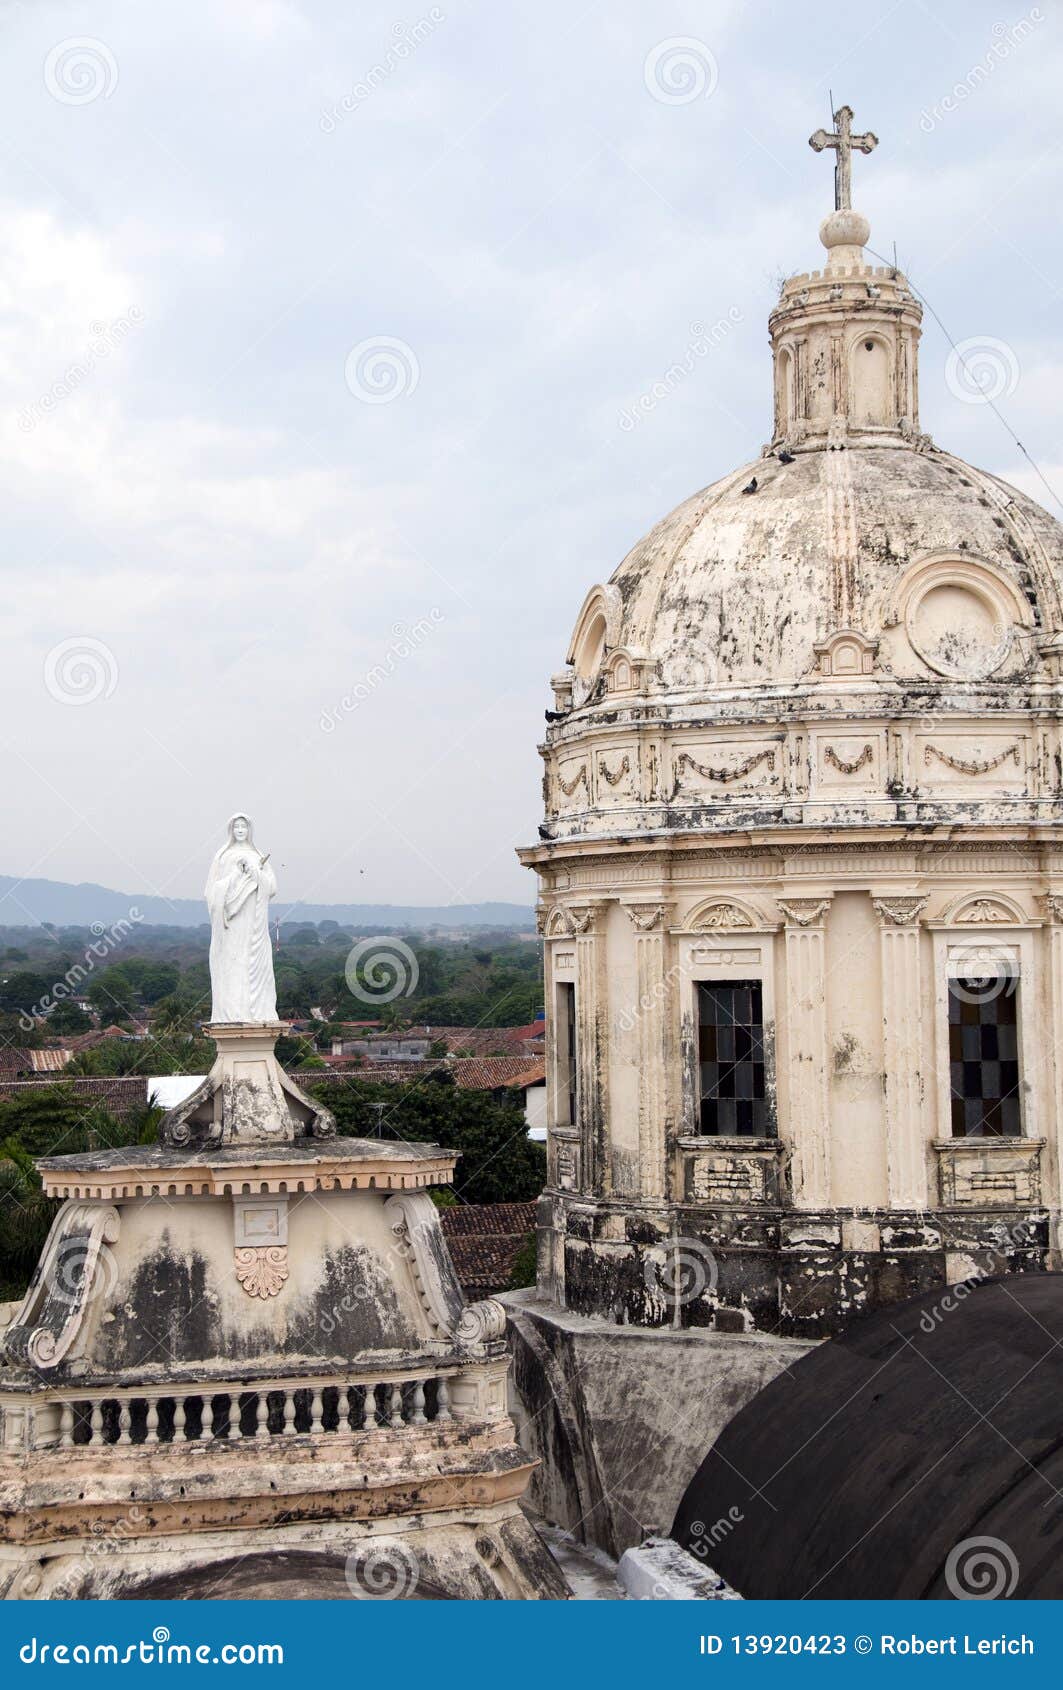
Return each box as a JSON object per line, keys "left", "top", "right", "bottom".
{"left": 769, "top": 103, "right": 923, "bottom": 448}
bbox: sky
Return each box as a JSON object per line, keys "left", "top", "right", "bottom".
{"left": 1, "top": 0, "right": 1061, "bottom": 920}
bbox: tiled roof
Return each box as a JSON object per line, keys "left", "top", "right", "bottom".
{"left": 0, "top": 1048, "right": 37, "bottom": 1078}
{"left": 449, "top": 1057, "right": 544, "bottom": 1090}
{"left": 407, "top": 1025, "right": 544, "bottom": 1057}
{"left": 441, "top": 1201, "right": 536, "bottom": 1297}
{"left": 501, "top": 1060, "right": 545, "bottom": 1089}
{"left": 302, "top": 1058, "right": 540, "bottom": 1093}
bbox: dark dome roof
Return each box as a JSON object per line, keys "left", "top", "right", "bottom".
{"left": 672, "top": 1274, "right": 1063, "bottom": 1599}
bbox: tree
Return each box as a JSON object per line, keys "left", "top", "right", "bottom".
{"left": 87, "top": 966, "right": 138, "bottom": 1022}
{"left": 275, "top": 1033, "right": 324, "bottom": 1070}
{"left": 0, "top": 972, "right": 54, "bottom": 1015}
{"left": 47, "top": 1001, "right": 94, "bottom": 1035}
{"left": 0, "top": 1138, "right": 57, "bottom": 1302}
{"left": 508, "top": 1231, "right": 537, "bottom": 1290}
{"left": 309, "top": 1074, "right": 546, "bottom": 1205}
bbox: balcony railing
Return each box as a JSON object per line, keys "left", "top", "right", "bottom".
{"left": 10, "top": 1372, "right": 465, "bottom": 1452}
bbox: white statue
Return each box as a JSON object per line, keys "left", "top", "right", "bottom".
{"left": 206, "top": 814, "right": 278, "bottom": 1024}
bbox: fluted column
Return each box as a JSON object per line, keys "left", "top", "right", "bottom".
{"left": 624, "top": 902, "right": 671, "bottom": 1201}
{"left": 777, "top": 898, "right": 832, "bottom": 1208}
{"left": 873, "top": 896, "right": 929, "bottom": 1208}
{"left": 571, "top": 901, "right": 610, "bottom": 1195}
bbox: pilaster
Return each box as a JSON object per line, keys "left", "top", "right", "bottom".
{"left": 624, "top": 902, "right": 672, "bottom": 1201}
{"left": 776, "top": 898, "right": 832, "bottom": 1208}
{"left": 872, "top": 896, "right": 929, "bottom": 1208}
{"left": 571, "top": 901, "right": 611, "bottom": 1196}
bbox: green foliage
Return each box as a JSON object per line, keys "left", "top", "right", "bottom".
{"left": 274, "top": 1034, "right": 324, "bottom": 1070}
{"left": 0, "top": 1137, "right": 58, "bottom": 1302}
{"left": 308, "top": 1073, "right": 546, "bottom": 1205}
{"left": 0, "top": 971, "right": 54, "bottom": 1014}
{"left": 68, "top": 1031, "right": 214, "bottom": 1078}
{"left": 0, "top": 923, "right": 542, "bottom": 1030}
{"left": 0, "top": 1089, "right": 158, "bottom": 1299}
{"left": 47, "top": 1001, "right": 94, "bottom": 1034}
{"left": 87, "top": 965, "right": 139, "bottom": 1021}
{"left": 508, "top": 1230, "right": 537, "bottom": 1290}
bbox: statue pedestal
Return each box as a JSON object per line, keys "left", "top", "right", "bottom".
{"left": 160, "top": 1021, "right": 335, "bottom": 1149}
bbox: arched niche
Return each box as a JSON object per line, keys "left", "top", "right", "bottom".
{"left": 849, "top": 332, "right": 892, "bottom": 426}
{"left": 565, "top": 583, "right": 623, "bottom": 703}
{"left": 775, "top": 345, "right": 794, "bottom": 435}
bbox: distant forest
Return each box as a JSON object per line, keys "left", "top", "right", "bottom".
{"left": 0, "top": 922, "right": 544, "bottom": 1045}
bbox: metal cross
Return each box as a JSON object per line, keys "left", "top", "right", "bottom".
{"left": 809, "top": 104, "right": 878, "bottom": 211}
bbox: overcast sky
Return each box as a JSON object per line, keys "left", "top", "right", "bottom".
{"left": 0, "top": 0, "right": 1060, "bottom": 919}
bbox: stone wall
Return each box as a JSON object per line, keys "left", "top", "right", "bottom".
{"left": 501, "top": 1290, "right": 809, "bottom": 1558}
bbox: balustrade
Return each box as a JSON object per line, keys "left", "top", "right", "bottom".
{"left": 19, "top": 1372, "right": 461, "bottom": 1451}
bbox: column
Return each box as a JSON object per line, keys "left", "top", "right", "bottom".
{"left": 571, "top": 902, "right": 610, "bottom": 1195}
{"left": 777, "top": 898, "right": 832, "bottom": 1209}
{"left": 873, "top": 896, "right": 929, "bottom": 1208}
{"left": 624, "top": 903, "right": 671, "bottom": 1201}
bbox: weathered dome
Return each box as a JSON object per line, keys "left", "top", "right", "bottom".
{"left": 600, "top": 444, "right": 1062, "bottom": 695}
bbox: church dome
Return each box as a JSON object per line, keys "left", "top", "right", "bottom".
{"left": 537, "top": 109, "right": 1063, "bottom": 843}
{"left": 518, "top": 106, "right": 1063, "bottom": 1344}
{"left": 593, "top": 442, "right": 1061, "bottom": 697}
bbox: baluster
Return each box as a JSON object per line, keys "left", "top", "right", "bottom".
{"left": 174, "top": 1397, "right": 186, "bottom": 1442}
{"left": 118, "top": 1400, "right": 132, "bottom": 1445}
{"left": 389, "top": 1384, "right": 404, "bottom": 1429}
{"left": 228, "top": 1395, "right": 241, "bottom": 1441}
{"left": 145, "top": 1397, "right": 159, "bottom": 1445}
{"left": 310, "top": 1388, "right": 324, "bottom": 1435}
{"left": 59, "top": 1401, "right": 75, "bottom": 1448}
{"left": 436, "top": 1376, "right": 452, "bottom": 1423}
{"left": 283, "top": 1390, "right": 296, "bottom": 1436}
{"left": 256, "top": 1393, "right": 269, "bottom": 1440}
{"left": 90, "top": 1399, "right": 103, "bottom": 1446}
{"left": 362, "top": 1383, "right": 378, "bottom": 1431}
{"left": 410, "top": 1380, "right": 427, "bottom": 1425}
{"left": 201, "top": 1396, "right": 214, "bottom": 1444}
{"left": 336, "top": 1386, "right": 350, "bottom": 1432}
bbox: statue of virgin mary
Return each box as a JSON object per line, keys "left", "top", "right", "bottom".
{"left": 206, "top": 814, "right": 279, "bottom": 1024}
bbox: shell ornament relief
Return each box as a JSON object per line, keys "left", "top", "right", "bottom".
{"left": 233, "top": 1246, "right": 290, "bottom": 1299}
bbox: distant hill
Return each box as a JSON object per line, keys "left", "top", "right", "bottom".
{"left": 0, "top": 875, "right": 535, "bottom": 932}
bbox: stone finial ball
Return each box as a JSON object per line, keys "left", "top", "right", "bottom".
{"left": 819, "top": 208, "right": 871, "bottom": 251}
